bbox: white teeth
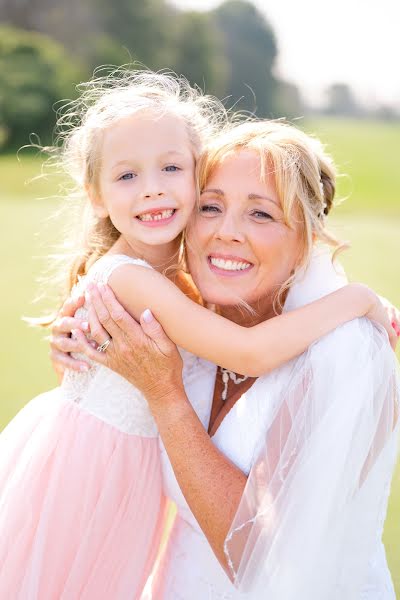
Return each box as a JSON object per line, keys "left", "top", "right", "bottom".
{"left": 138, "top": 209, "right": 174, "bottom": 221}
{"left": 210, "top": 257, "right": 251, "bottom": 271}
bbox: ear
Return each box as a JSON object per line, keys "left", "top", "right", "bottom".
{"left": 86, "top": 183, "right": 109, "bottom": 218}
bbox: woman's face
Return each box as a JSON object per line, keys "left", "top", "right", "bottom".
{"left": 186, "top": 149, "right": 303, "bottom": 319}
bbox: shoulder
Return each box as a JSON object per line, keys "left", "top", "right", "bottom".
{"left": 307, "top": 318, "right": 396, "bottom": 384}
{"left": 94, "top": 254, "right": 153, "bottom": 285}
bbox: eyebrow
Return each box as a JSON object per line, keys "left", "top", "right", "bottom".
{"left": 201, "top": 188, "right": 279, "bottom": 207}
{"left": 111, "top": 150, "right": 188, "bottom": 170}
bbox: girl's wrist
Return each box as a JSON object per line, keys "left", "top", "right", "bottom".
{"left": 347, "top": 283, "right": 376, "bottom": 317}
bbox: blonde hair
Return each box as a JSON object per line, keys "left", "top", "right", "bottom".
{"left": 38, "top": 67, "right": 228, "bottom": 313}
{"left": 196, "top": 119, "right": 343, "bottom": 311}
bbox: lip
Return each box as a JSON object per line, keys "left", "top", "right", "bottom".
{"left": 207, "top": 253, "right": 254, "bottom": 277}
{"left": 135, "top": 207, "right": 177, "bottom": 228}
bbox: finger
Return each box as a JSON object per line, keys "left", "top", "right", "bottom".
{"left": 53, "top": 316, "right": 89, "bottom": 336}
{"left": 60, "top": 294, "right": 85, "bottom": 318}
{"left": 49, "top": 334, "right": 83, "bottom": 354}
{"left": 86, "top": 286, "right": 122, "bottom": 340}
{"left": 389, "top": 331, "right": 397, "bottom": 351}
{"left": 49, "top": 348, "right": 90, "bottom": 372}
{"left": 85, "top": 294, "right": 111, "bottom": 345}
{"left": 100, "top": 284, "right": 142, "bottom": 331}
{"left": 71, "top": 329, "right": 110, "bottom": 366}
{"left": 140, "top": 309, "right": 175, "bottom": 356}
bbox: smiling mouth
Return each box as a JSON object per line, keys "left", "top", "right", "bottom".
{"left": 208, "top": 256, "right": 253, "bottom": 273}
{"left": 136, "top": 208, "right": 176, "bottom": 222}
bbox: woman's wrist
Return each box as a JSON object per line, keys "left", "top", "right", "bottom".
{"left": 145, "top": 384, "right": 191, "bottom": 423}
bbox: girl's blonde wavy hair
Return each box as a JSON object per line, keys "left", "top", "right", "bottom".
{"left": 39, "top": 67, "right": 228, "bottom": 317}
{"left": 196, "top": 119, "right": 343, "bottom": 312}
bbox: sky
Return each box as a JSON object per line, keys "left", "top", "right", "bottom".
{"left": 169, "top": 0, "right": 400, "bottom": 109}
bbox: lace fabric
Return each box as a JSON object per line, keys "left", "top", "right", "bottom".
{"left": 61, "top": 254, "right": 158, "bottom": 437}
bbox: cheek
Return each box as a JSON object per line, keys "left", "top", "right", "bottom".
{"left": 253, "top": 226, "right": 302, "bottom": 280}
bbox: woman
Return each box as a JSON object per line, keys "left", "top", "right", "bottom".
{"left": 52, "top": 121, "right": 400, "bottom": 598}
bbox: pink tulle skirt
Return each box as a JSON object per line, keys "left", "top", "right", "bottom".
{"left": 0, "top": 389, "right": 166, "bottom": 599}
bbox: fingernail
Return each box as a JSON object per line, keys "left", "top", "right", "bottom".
{"left": 79, "top": 364, "right": 89, "bottom": 372}
{"left": 142, "top": 308, "right": 154, "bottom": 323}
{"left": 71, "top": 329, "right": 79, "bottom": 337}
{"left": 82, "top": 321, "right": 89, "bottom": 331}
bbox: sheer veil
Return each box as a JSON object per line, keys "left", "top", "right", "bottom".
{"left": 224, "top": 247, "right": 400, "bottom": 599}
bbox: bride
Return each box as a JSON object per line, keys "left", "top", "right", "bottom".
{"left": 53, "top": 120, "right": 400, "bottom": 598}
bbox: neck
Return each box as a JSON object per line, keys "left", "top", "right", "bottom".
{"left": 111, "top": 236, "right": 181, "bottom": 275}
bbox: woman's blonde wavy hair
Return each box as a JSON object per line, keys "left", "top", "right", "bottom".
{"left": 36, "top": 66, "right": 228, "bottom": 319}
{"left": 196, "top": 119, "right": 343, "bottom": 312}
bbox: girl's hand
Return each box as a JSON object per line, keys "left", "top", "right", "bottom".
{"left": 71, "top": 283, "right": 185, "bottom": 404}
{"left": 364, "top": 290, "right": 399, "bottom": 351}
{"left": 378, "top": 295, "right": 400, "bottom": 339}
{"left": 49, "top": 295, "right": 90, "bottom": 374}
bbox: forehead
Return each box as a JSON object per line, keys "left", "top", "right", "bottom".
{"left": 207, "top": 149, "right": 277, "bottom": 193}
{"left": 208, "top": 149, "right": 263, "bottom": 179}
{"left": 101, "top": 111, "right": 192, "bottom": 162}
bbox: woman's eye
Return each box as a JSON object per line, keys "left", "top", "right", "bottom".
{"left": 164, "top": 165, "right": 180, "bottom": 172}
{"left": 200, "top": 204, "right": 221, "bottom": 214}
{"left": 119, "top": 172, "right": 135, "bottom": 181}
{"left": 251, "top": 210, "right": 272, "bottom": 220}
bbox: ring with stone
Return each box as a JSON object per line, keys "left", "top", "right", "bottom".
{"left": 97, "top": 338, "right": 111, "bottom": 353}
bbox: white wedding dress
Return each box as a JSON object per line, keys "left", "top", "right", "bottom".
{"left": 147, "top": 250, "right": 398, "bottom": 600}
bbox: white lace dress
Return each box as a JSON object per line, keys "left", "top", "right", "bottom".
{"left": 0, "top": 254, "right": 167, "bottom": 600}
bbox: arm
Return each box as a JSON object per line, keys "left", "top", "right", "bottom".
{"left": 71, "top": 305, "right": 246, "bottom": 572}
{"left": 71, "top": 303, "right": 400, "bottom": 591}
{"left": 104, "top": 264, "right": 395, "bottom": 377}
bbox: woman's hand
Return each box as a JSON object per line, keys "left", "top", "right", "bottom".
{"left": 49, "top": 295, "right": 90, "bottom": 375}
{"left": 71, "top": 283, "right": 185, "bottom": 404}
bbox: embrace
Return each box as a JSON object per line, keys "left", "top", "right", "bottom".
{"left": 0, "top": 69, "right": 399, "bottom": 599}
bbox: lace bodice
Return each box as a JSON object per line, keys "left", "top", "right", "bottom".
{"left": 61, "top": 254, "right": 159, "bottom": 437}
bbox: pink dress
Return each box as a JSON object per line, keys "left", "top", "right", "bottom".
{"left": 0, "top": 254, "right": 167, "bottom": 600}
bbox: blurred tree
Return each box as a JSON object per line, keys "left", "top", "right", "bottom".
{"left": 274, "top": 80, "right": 304, "bottom": 119}
{"left": 0, "top": 0, "right": 97, "bottom": 51}
{"left": 170, "top": 11, "right": 228, "bottom": 98}
{"left": 325, "top": 83, "right": 361, "bottom": 117}
{"left": 0, "top": 26, "right": 82, "bottom": 150}
{"left": 91, "top": 0, "right": 174, "bottom": 69}
{"left": 212, "top": 0, "right": 277, "bottom": 116}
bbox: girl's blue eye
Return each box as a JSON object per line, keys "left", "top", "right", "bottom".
{"left": 120, "top": 172, "right": 134, "bottom": 180}
{"left": 164, "top": 165, "right": 180, "bottom": 172}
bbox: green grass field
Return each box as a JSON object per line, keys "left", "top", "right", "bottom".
{"left": 1, "top": 118, "right": 399, "bottom": 592}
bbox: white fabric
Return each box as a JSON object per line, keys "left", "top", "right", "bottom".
{"left": 61, "top": 254, "right": 159, "bottom": 436}
{"left": 153, "top": 248, "right": 399, "bottom": 599}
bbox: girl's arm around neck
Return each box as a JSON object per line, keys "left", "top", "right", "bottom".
{"left": 108, "top": 265, "right": 390, "bottom": 377}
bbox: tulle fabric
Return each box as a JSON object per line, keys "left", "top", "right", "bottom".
{"left": 0, "top": 389, "right": 166, "bottom": 600}
{"left": 224, "top": 251, "right": 400, "bottom": 599}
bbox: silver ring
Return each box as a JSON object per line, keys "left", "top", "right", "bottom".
{"left": 97, "top": 338, "right": 111, "bottom": 353}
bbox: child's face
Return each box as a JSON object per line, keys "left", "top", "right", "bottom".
{"left": 91, "top": 111, "right": 197, "bottom": 247}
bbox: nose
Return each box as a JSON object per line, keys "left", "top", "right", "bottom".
{"left": 214, "top": 212, "right": 245, "bottom": 244}
{"left": 140, "top": 172, "right": 165, "bottom": 199}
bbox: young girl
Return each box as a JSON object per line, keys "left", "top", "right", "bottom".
{"left": 0, "top": 70, "right": 395, "bottom": 600}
